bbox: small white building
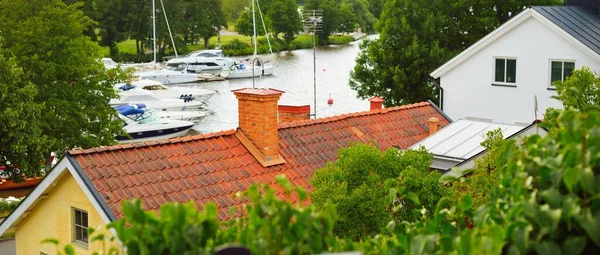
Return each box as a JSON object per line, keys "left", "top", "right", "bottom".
{"left": 430, "top": 4, "right": 600, "bottom": 125}
{"left": 409, "top": 119, "right": 547, "bottom": 176}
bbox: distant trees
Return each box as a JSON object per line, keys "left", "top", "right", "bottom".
{"left": 350, "top": 0, "right": 564, "bottom": 106}
{"left": 0, "top": 0, "right": 126, "bottom": 178}
{"left": 268, "top": 0, "right": 303, "bottom": 43}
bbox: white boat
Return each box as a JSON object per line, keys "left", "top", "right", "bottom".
{"left": 102, "top": 58, "right": 160, "bottom": 71}
{"left": 110, "top": 88, "right": 206, "bottom": 112}
{"left": 116, "top": 79, "right": 216, "bottom": 102}
{"left": 220, "top": 0, "right": 276, "bottom": 79}
{"left": 219, "top": 61, "right": 276, "bottom": 79}
{"left": 136, "top": 64, "right": 202, "bottom": 85}
{"left": 114, "top": 104, "right": 211, "bottom": 123}
{"left": 115, "top": 106, "right": 194, "bottom": 143}
{"left": 165, "top": 49, "right": 235, "bottom": 74}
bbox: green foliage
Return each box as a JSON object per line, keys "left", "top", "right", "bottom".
{"left": 310, "top": 143, "right": 434, "bottom": 240}
{"left": 328, "top": 35, "right": 354, "bottom": 44}
{"left": 544, "top": 67, "right": 600, "bottom": 129}
{"left": 268, "top": 0, "right": 303, "bottom": 44}
{"left": 95, "top": 175, "right": 338, "bottom": 254}
{"left": 235, "top": 8, "right": 270, "bottom": 37}
{"left": 446, "top": 129, "right": 505, "bottom": 213}
{"left": 187, "top": 0, "right": 228, "bottom": 49}
{"left": 356, "top": 108, "right": 600, "bottom": 254}
{"left": 0, "top": 0, "right": 127, "bottom": 178}
{"left": 350, "top": 0, "right": 563, "bottom": 106}
{"left": 554, "top": 67, "right": 600, "bottom": 110}
{"left": 0, "top": 198, "right": 21, "bottom": 218}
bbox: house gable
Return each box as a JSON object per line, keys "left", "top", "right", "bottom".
{"left": 430, "top": 7, "right": 600, "bottom": 79}
{"left": 0, "top": 158, "right": 117, "bottom": 254}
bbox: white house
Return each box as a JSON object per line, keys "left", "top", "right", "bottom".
{"left": 430, "top": 3, "right": 600, "bottom": 125}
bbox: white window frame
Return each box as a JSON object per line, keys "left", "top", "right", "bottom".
{"left": 72, "top": 208, "right": 89, "bottom": 247}
{"left": 549, "top": 59, "right": 576, "bottom": 88}
{"left": 493, "top": 57, "right": 518, "bottom": 86}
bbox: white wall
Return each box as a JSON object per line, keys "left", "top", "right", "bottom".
{"left": 441, "top": 16, "right": 600, "bottom": 124}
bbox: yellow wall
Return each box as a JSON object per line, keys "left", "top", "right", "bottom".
{"left": 15, "top": 170, "right": 122, "bottom": 255}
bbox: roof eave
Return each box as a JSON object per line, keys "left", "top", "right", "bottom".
{"left": 429, "top": 9, "right": 534, "bottom": 79}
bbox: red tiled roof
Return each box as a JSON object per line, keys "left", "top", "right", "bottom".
{"left": 68, "top": 102, "right": 449, "bottom": 220}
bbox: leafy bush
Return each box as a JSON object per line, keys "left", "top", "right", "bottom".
{"left": 328, "top": 35, "right": 354, "bottom": 44}
{"left": 0, "top": 197, "right": 21, "bottom": 218}
{"left": 310, "top": 143, "right": 435, "bottom": 240}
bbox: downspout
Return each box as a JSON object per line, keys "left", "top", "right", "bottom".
{"left": 432, "top": 78, "right": 443, "bottom": 111}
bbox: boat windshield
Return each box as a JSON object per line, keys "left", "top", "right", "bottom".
{"left": 166, "top": 63, "right": 187, "bottom": 71}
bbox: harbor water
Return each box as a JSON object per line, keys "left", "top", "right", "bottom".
{"left": 189, "top": 35, "right": 376, "bottom": 134}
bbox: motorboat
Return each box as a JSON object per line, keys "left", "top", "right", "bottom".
{"left": 219, "top": 61, "right": 276, "bottom": 79}
{"left": 165, "top": 49, "right": 235, "bottom": 74}
{"left": 114, "top": 104, "right": 211, "bottom": 123}
{"left": 102, "top": 58, "right": 160, "bottom": 71}
{"left": 110, "top": 86, "right": 207, "bottom": 112}
{"left": 135, "top": 64, "right": 202, "bottom": 85}
{"left": 115, "top": 106, "right": 194, "bottom": 143}
{"left": 116, "top": 79, "right": 216, "bottom": 102}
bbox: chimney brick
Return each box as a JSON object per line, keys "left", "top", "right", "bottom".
{"left": 428, "top": 117, "right": 440, "bottom": 135}
{"left": 233, "top": 88, "right": 284, "bottom": 161}
{"left": 278, "top": 105, "right": 311, "bottom": 123}
{"left": 368, "top": 97, "right": 384, "bottom": 110}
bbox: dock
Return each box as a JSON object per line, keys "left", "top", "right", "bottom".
{"left": 198, "top": 73, "right": 226, "bottom": 82}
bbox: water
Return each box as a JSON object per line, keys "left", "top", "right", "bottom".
{"left": 189, "top": 36, "right": 374, "bottom": 134}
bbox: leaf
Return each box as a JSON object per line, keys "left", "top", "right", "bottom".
{"left": 405, "top": 192, "right": 420, "bottom": 205}
{"left": 562, "top": 236, "right": 587, "bottom": 255}
{"left": 41, "top": 238, "right": 59, "bottom": 245}
{"left": 563, "top": 167, "right": 580, "bottom": 192}
{"left": 410, "top": 235, "right": 426, "bottom": 255}
{"left": 577, "top": 210, "right": 600, "bottom": 247}
{"left": 458, "top": 194, "right": 473, "bottom": 212}
{"left": 580, "top": 167, "right": 594, "bottom": 193}
{"left": 64, "top": 244, "right": 76, "bottom": 255}
{"left": 533, "top": 241, "right": 561, "bottom": 255}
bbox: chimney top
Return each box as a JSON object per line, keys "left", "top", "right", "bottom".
{"left": 232, "top": 88, "right": 285, "bottom": 96}
{"left": 368, "top": 96, "right": 384, "bottom": 110}
{"left": 428, "top": 117, "right": 440, "bottom": 135}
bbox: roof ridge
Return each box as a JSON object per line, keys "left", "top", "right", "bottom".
{"left": 278, "top": 101, "right": 432, "bottom": 129}
{"left": 68, "top": 129, "right": 237, "bottom": 155}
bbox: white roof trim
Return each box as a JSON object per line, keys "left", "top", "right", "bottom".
{"left": 430, "top": 8, "right": 600, "bottom": 79}
{"left": 0, "top": 157, "right": 112, "bottom": 236}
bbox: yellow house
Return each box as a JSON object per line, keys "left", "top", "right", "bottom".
{"left": 0, "top": 157, "right": 122, "bottom": 255}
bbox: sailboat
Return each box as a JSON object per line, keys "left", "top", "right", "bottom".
{"left": 220, "top": 0, "right": 276, "bottom": 79}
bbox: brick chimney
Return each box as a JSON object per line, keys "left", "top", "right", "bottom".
{"left": 428, "top": 117, "right": 440, "bottom": 135}
{"left": 278, "top": 105, "right": 310, "bottom": 123}
{"left": 368, "top": 96, "right": 384, "bottom": 110}
{"left": 233, "top": 88, "right": 285, "bottom": 166}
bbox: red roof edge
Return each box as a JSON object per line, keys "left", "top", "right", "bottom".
{"left": 278, "top": 101, "right": 434, "bottom": 129}
{"left": 68, "top": 129, "right": 237, "bottom": 156}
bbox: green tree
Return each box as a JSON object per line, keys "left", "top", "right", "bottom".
{"left": 0, "top": 47, "right": 47, "bottom": 181}
{"left": 186, "top": 0, "right": 228, "bottom": 49}
{"left": 305, "top": 0, "right": 342, "bottom": 43}
{"left": 350, "top": 0, "right": 449, "bottom": 105}
{"left": 337, "top": 2, "right": 357, "bottom": 34}
{"left": 0, "top": 0, "right": 126, "bottom": 176}
{"left": 268, "top": 0, "right": 303, "bottom": 43}
{"left": 310, "top": 143, "right": 435, "bottom": 240}
{"left": 222, "top": 0, "right": 249, "bottom": 24}
{"left": 350, "top": 0, "right": 563, "bottom": 106}
{"left": 235, "top": 8, "right": 270, "bottom": 37}
{"left": 544, "top": 67, "right": 599, "bottom": 129}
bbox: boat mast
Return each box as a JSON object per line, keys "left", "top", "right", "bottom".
{"left": 152, "top": 0, "right": 157, "bottom": 63}
{"left": 160, "top": 0, "right": 178, "bottom": 58}
{"left": 252, "top": 0, "right": 257, "bottom": 57}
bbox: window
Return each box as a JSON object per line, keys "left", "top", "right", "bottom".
{"left": 550, "top": 60, "right": 575, "bottom": 86}
{"left": 73, "top": 208, "right": 88, "bottom": 245}
{"left": 494, "top": 58, "right": 517, "bottom": 84}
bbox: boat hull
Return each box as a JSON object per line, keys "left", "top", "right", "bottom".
{"left": 117, "top": 124, "right": 194, "bottom": 143}
{"left": 220, "top": 63, "right": 275, "bottom": 79}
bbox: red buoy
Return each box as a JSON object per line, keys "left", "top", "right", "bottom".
{"left": 327, "top": 98, "right": 334, "bottom": 105}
